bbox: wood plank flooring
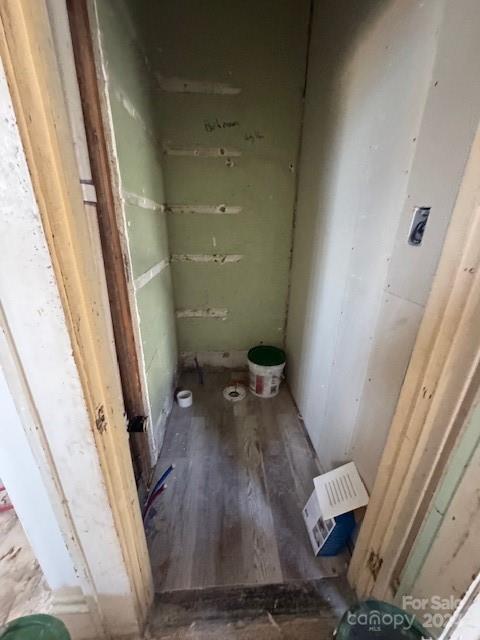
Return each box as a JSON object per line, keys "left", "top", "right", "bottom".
{"left": 151, "top": 578, "right": 355, "bottom": 638}
{"left": 147, "top": 372, "right": 348, "bottom": 592}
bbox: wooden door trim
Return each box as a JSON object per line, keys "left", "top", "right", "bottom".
{"left": 349, "top": 122, "right": 480, "bottom": 599}
{"left": 0, "top": 0, "right": 153, "bottom": 625}
{"left": 66, "top": 0, "right": 152, "bottom": 487}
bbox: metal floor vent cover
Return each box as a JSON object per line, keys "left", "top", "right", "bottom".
{"left": 313, "top": 461, "right": 369, "bottom": 520}
{"left": 223, "top": 384, "right": 247, "bottom": 402}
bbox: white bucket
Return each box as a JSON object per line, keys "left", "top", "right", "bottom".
{"left": 248, "top": 346, "right": 286, "bottom": 398}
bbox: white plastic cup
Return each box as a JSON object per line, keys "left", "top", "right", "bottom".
{"left": 177, "top": 390, "right": 193, "bottom": 408}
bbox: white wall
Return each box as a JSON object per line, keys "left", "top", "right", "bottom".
{"left": 287, "top": 0, "right": 480, "bottom": 489}
{"left": 443, "top": 576, "right": 480, "bottom": 640}
{"left": 0, "top": 363, "right": 75, "bottom": 590}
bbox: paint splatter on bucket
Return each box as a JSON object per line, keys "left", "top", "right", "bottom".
{"left": 247, "top": 346, "right": 286, "bottom": 398}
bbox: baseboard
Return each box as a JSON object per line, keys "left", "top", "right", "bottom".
{"left": 50, "top": 589, "right": 101, "bottom": 640}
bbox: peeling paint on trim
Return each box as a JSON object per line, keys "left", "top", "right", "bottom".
{"left": 123, "top": 190, "right": 165, "bottom": 212}
{"left": 171, "top": 254, "right": 243, "bottom": 264}
{"left": 81, "top": 182, "right": 97, "bottom": 204}
{"left": 165, "top": 204, "right": 242, "bottom": 215}
{"left": 134, "top": 259, "right": 170, "bottom": 291}
{"left": 157, "top": 75, "right": 241, "bottom": 95}
{"left": 163, "top": 143, "right": 242, "bottom": 158}
{"left": 176, "top": 308, "right": 228, "bottom": 319}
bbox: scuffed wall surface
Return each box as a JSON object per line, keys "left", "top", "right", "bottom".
{"left": 396, "top": 397, "right": 480, "bottom": 631}
{"left": 133, "top": 0, "right": 310, "bottom": 358}
{"left": 95, "top": 0, "right": 177, "bottom": 452}
{"left": 286, "top": 0, "right": 456, "bottom": 487}
{"left": 401, "top": 422, "right": 480, "bottom": 630}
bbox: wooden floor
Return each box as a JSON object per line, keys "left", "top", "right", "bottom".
{"left": 151, "top": 578, "right": 354, "bottom": 638}
{"left": 147, "top": 371, "right": 348, "bottom": 592}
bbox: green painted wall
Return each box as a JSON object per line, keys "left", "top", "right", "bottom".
{"left": 134, "top": 0, "right": 311, "bottom": 358}
{"left": 96, "top": 0, "right": 177, "bottom": 452}
{"left": 95, "top": 0, "right": 310, "bottom": 442}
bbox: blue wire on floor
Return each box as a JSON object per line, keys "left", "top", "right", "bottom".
{"left": 143, "top": 486, "right": 166, "bottom": 523}
{"left": 151, "top": 464, "right": 174, "bottom": 495}
{"left": 142, "top": 464, "right": 174, "bottom": 521}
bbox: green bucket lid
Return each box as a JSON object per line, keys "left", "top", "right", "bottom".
{"left": 248, "top": 345, "right": 286, "bottom": 367}
{"left": 0, "top": 615, "right": 71, "bottom": 640}
{"left": 334, "top": 599, "right": 429, "bottom": 640}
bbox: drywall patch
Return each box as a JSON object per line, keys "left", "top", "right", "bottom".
{"left": 134, "top": 259, "right": 170, "bottom": 291}
{"left": 166, "top": 204, "right": 241, "bottom": 215}
{"left": 113, "top": 88, "right": 152, "bottom": 136}
{"left": 180, "top": 350, "right": 248, "bottom": 369}
{"left": 163, "top": 143, "right": 241, "bottom": 158}
{"left": 171, "top": 254, "right": 243, "bottom": 264}
{"left": 157, "top": 75, "right": 241, "bottom": 95}
{"left": 123, "top": 190, "right": 165, "bottom": 212}
{"left": 176, "top": 308, "right": 228, "bottom": 319}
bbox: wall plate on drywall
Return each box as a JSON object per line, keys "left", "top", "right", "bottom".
{"left": 408, "top": 206, "right": 431, "bottom": 246}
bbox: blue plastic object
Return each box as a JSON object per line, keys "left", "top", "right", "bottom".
{"left": 319, "top": 511, "right": 355, "bottom": 556}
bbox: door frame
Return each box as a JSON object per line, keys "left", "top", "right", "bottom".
{"left": 7, "top": 0, "right": 480, "bottom": 629}
{"left": 0, "top": 0, "right": 153, "bottom": 631}
{"left": 46, "top": 0, "right": 480, "bottom": 611}
{"left": 349, "top": 121, "right": 480, "bottom": 600}
{"left": 66, "top": 0, "right": 153, "bottom": 488}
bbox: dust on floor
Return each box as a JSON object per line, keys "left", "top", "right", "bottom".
{"left": 148, "top": 614, "right": 340, "bottom": 639}
{"left": 0, "top": 505, "right": 51, "bottom": 624}
{"left": 147, "top": 371, "right": 348, "bottom": 592}
{"left": 148, "top": 578, "right": 353, "bottom": 640}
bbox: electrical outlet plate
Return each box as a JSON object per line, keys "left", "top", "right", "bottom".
{"left": 408, "top": 206, "right": 431, "bottom": 246}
